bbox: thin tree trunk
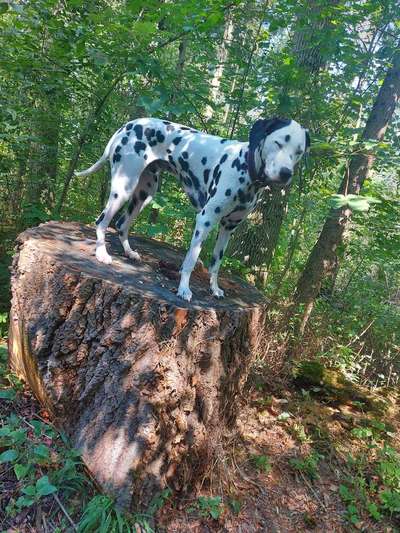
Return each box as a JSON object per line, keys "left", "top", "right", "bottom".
{"left": 294, "top": 48, "right": 400, "bottom": 331}
{"left": 204, "top": 15, "right": 234, "bottom": 121}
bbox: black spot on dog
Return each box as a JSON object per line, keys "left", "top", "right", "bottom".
{"left": 205, "top": 221, "right": 210, "bottom": 227}
{"left": 215, "top": 206, "right": 221, "bottom": 214}
{"left": 188, "top": 170, "right": 200, "bottom": 189}
{"left": 113, "top": 153, "right": 121, "bottom": 163}
{"left": 133, "top": 124, "right": 143, "bottom": 139}
{"left": 198, "top": 191, "right": 207, "bottom": 208}
{"left": 219, "top": 154, "right": 228, "bottom": 164}
{"left": 121, "top": 136, "right": 129, "bottom": 145}
{"left": 126, "top": 122, "right": 133, "bottom": 131}
{"left": 219, "top": 250, "right": 223, "bottom": 259}
{"left": 201, "top": 156, "right": 207, "bottom": 165}
{"left": 239, "top": 177, "right": 245, "bottom": 183}
{"left": 139, "top": 190, "right": 148, "bottom": 202}
{"left": 167, "top": 148, "right": 172, "bottom": 154}
{"left": 95, "top": 212, "right": 105, "bottom": 225}
{"left": 116, "top": 215, "right": 125, "bottom": 228}
{"left": 232, "top": 157, "right": 241, "bottom": 171}
{"left": 233, "top": 195, "right": 237, "bottom": 202}
{"left": 163, "top": 120, "right": 171, "bottom": 125}
{"left": 181, "top": 126, "right": 190, "bottom": 130}
{"left": 144, "top": 154, "right": 148, "bottom": 160}
{"left": 156, "top": 131, "right": 165, "bottom": 143}
{"left": 210, "top": 187, "right": 217, "bottom": 197}
{"left": 134, "top": 141, "right": 146, "bottom": 154}
{"left": 210, "top": 256, "right": 216, "bottom": 266}
{"left": 149, "top": 140, "right": 157, "bottom": 147}
{"left": 114, "top": 193, "right": 118, "bottom": 199}
{"left": 225, "top": 188, "right": 231, "bottom": 196}
{"left": 285, "top": 134, "right": 291, "bottom": 142}
{"left": 195, "top": 230, "right": 199, "bottom": 237}
{"left": 172, "top": 137, "right": 182, "bottom": 145}
{"left": 203, "top": 168, "right": 210, "bottom": 184}
{"left": 239, "top": 149, "right": 242, "bottom": 157}
{"left": 178, "top": 157, "right": 189, "bottom": 172}
{"left": 118, "top": 127, "right": 123, "bottom": 133}
{"left": 220, "top": 139, "right": 228, "bottom": 144}
{"left": 184, "top": 177, "right": 193, "bottom": 188}
{"left": 115, "top": 145, "right": 122, "bottom": 153}
{"left": 238, "top": 189, "right": 246, "bottom": 204}
{"left": 189, "top": 195, "right": 198, "bottom": 208}
{"left": 144, "top": 128, "right": 155, "bottom": 141}
{"left": 213, "top": 165, "right": 220, "bottom": 179}
{"left": 128, "top": 196, "right": 137, "bottom": 214}
{"left": 182, "top": 151, "right": 189, "bottom": 159}
{"left": 201, "top": 209, "right": 205, "bottom": 215}
{"left": 168, "top": 155, "right": 176, "bottom": 167}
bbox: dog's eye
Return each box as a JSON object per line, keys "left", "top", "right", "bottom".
{"left": 275, "top": 141, "right": 283, "bottom": 149}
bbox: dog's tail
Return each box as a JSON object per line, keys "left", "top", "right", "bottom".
{"left": 74, "top": 133, "right": 117, "bottom": 177}
{"left": 74, "top": 152, "right": 108, "bottom": 177}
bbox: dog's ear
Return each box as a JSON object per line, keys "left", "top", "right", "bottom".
{"left": 249, "top": 117, "right": 291, "bottom": 148}
{"left": 248, "top": 119, "right": 270, "bottom": 149}
{"left": 305, "top": 129, "right": 311, "bottom": 152}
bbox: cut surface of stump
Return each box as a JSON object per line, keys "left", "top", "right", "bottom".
{"left": 8, "top": 221, "right": 267, "bottom": 508}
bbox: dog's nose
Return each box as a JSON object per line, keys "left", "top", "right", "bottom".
{"left": 279, "top": 167, "right": 292, "bottom": 183}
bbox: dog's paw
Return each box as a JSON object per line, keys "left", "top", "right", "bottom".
{"left": 211, "top": 287, "right": 225, "bottom": 299}
{"left": 177, "top": 286, "right": 192, "bottom": 302}
{"left": 126, "top": 250, "right": 141, "bottom": 262}
{"left": 96, "top": 248, "right": 113, "bottom": 265}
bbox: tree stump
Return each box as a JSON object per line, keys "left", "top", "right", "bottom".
{"left": 8, "top": 221, "right": 267, "bottom": 509}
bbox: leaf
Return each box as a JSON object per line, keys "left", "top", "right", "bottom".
{"left": 0, "top": 389, "right": 17, "bottom": 401}
{"left": 14, "top": 463, "right": 30, "bottom": 480}
{"left": 36, "top": 475, "right": 57, "bottom": 497}
{"left": 33, "top": 443, "right": 50, "bottom": 461}
{"left": 0, "top": 449, "right": 18, "bottom": 463}
{"left": 22, "top": 485, "right": 36, "bottom": 496}
{"left": 16, "top": 495, "right": 35, "bottom": 508}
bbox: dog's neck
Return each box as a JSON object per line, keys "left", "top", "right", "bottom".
{"left": 246, "top": 139, "right": 267, "bottom": 188}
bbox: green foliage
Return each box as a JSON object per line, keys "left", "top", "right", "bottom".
{"left": 189, "top": 496, "right": 223, "bottom": 520}
{"left": 250, "top": 454, "right": 272, "bottom": 474}
{"left": 289, "top": 451, "right": 323, "bottom": 480}
{"left": 77, "top": 495, "right": 133, "bottom": 533}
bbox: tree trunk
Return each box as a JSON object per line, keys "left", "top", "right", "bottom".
{"left": 294, "top": 48, "right": 400, "bottom": 329}
{"left": 229, "top": 2, "right": 339, "bottom": 280}
{"left": 8, "top": 221, "right": 267, "bottom": 509}
{"left": 204, "top": 15, "right": 234, "bottom": 121}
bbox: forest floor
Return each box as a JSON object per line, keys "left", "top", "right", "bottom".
{"left": 1, "top": 339, "right": 400, "bottom": 533}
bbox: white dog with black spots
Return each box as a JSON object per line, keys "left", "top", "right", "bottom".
{"left": 76, "top": 117, "right": 310, "bottom": 302}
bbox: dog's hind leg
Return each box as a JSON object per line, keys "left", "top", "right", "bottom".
{"left": 116, "top": 166, "right": 160, "bottom": 261}
{"left": 95, "top": 163, "right": 144, "bottom": 264}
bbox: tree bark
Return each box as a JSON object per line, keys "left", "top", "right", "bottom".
{"left": 8, "top": 221, "right": 267, "bottom": 509}
{"left": 294, "top": 48, "right": 400, "bottom": 329}
{"left": 204, "top": 15, "right": 234, "bottom": 121}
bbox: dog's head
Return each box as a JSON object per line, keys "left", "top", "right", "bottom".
{"left": 249, "top": 118, "right": 310, "bottom": 186}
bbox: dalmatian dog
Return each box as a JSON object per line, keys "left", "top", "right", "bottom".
{"left": 75, "top": 117, "right": 310, "bottom": 302}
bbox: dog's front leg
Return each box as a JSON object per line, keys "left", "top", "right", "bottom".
{"left": 177, "top": 212, "right": 213, "bottom": 302}
{"left": 209, "top": 227, "right": 232, "bottom": 298}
